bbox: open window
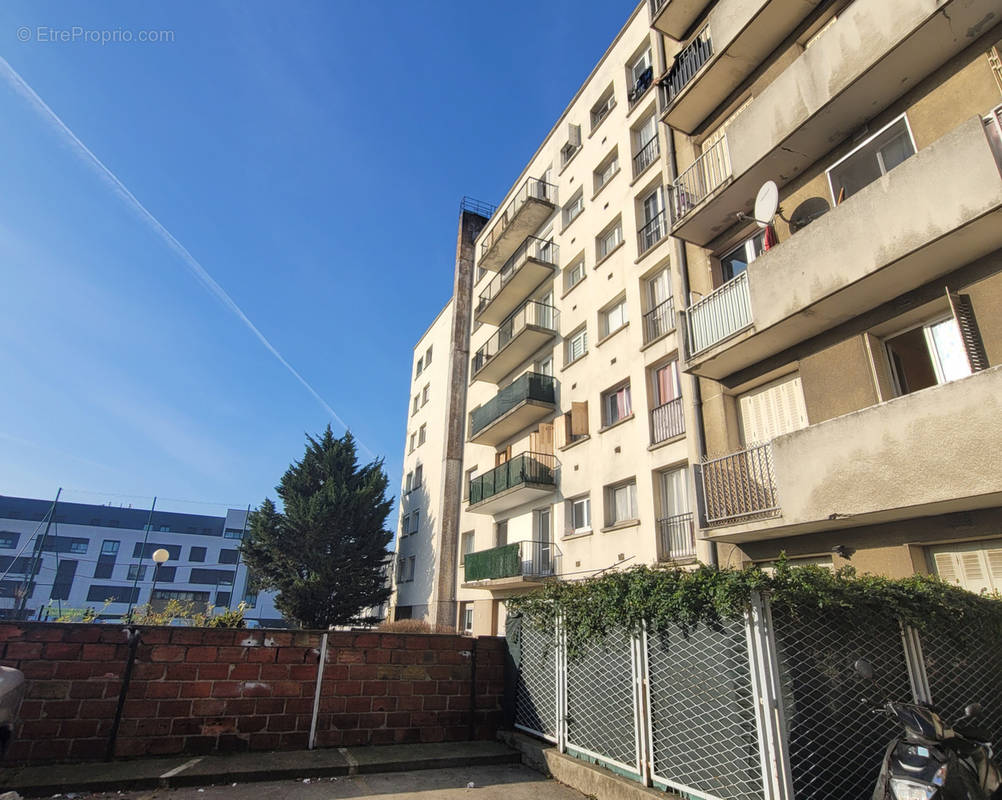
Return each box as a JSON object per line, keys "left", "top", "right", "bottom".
{"left": 827, "top": 115, "right": 916, "bottom": 204}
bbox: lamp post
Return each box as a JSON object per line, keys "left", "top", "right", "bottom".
{"left": 150, "top": 548, "right": 170, "bottom": 611}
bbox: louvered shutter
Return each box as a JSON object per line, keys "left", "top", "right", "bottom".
{"left": 738, "top": 373, "right": 808, "bottom": 445}
{"left": 570, "top": 401, "right": 589, "bottom": 436}
{"left": 947, "top": 290, "right": 989, "bottom": 372}
{"left": 933, "top": 552, "right": 959, "bottom": 586}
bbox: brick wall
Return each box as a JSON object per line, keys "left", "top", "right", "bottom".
{"left": 0, "top": 623, "right": 505, "bottom": 765}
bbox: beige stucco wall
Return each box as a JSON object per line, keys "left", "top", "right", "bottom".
{"left": 799, "top": 336, "right": 878, "bottom": 424}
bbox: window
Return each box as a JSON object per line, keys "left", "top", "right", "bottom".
{"left": 413, "top": 464, "right": 423, "bottom": 489}
{"left": 495, "top": 520, "right": 508, "bottom": 547}
{"left": 651, "top": 362, "right": 683, "bottom": 442}
{"left": 87, "top": 585, "right": 139, "bottom": 604}
{"left": 594, "top": 150, "right": 620, "bottom": 194}
{"left": 127, "top": 564, "right": 148, "bottom": 581}
{"left": 928, "top": 539, "right": 1002, "bottom": 594}
{"left": 401, "top": 514, "right": 410, "bottom": 536}
{"left": 216, "top": 591, "right": 231, "bottom": 607}
{"left": 189, "top": 546, "right": 206, "bottom": 562}
{"left": 0, "top": 533, "right": 16, "bottom": 549}
{"left": 405, "top": 556, "right": 416, "bottom": 582}
{"left": 566, "top": 496, "right": 591, "bottom": 536}
{"left": 737, "top": 373, "right": 808, "bottom": 445}
{"left": 460, "top": 602, "right": 474, "bottom": 633}
{"left": 133, "top": 543, "right": 182, "bottom": 560}
{"left": 189, "top": 568, "right": 235, "bottom": 586}
{"left": 409, "top": 432, "right": 417, "bottom": 452}
{"left": 565, "top": 327, "right": 588, "bottom": 365}
{"left": 605, "top": 480, "right": 638, "bottom": 526}
{"left": 219, "top": 549, "right": 239, "bottom": 565}
{"left": 460, "top": 531, "right": 475, "bottom": 565}
{"left": 562, "top": 189, "right": 584, "bottom": 228}
{"left": 158, "top": 525, "right": 169, "bottom": 532}
{"left": 418, "top": 424, "right": 427, "bottom": 446}
{"left": 464, "top": 465, "right": 478, "bottom": 500}
{"left": 101, "top": 540, "right": 120, "bottom": 555}
{"left": 223, "top": 528, "right": 244, "bottom": 540}
{"left": 68, "top": 541, "right": 88, "bottom": 554}
{"left": 421, "top": 384, "right": 430, "bottom": 406}
{"left": 243, "top": 591, "right": 258, "bottom": 608}
{"left": 827, "top": 115, "right": 916, "bottom": 204}
{"left": 410, "top": 510, "right": 420, "bottom": 536}
{"left": 600, "top": 297, "right": 628, "bottom": 339}
{"left": 628, "top": 47, "right": 654, "bottom": 104}
{"left": 405, "top": 471, "right": 413, "bottom": 493}
{"left": 412, "top": 395, "right": 419, "bottom": 415}
{"left": 562, "top": 401, "right": 589, "bottom": 445}
{"left": 156, "top": 566, "right": 177, "bottom": 583}
{"left": 597, "top": 220, "right": 623, "bottom": 260}
{"left": 719, "top": 230, "right": 766, "bottom": 282}
{"left": 658, "top": 466, "right": 689, "bottom": 518}
{"left": 425, "top": 346, "right": 432, "bottom": 366}
{"left": 602, "top": 382, "right": 633, "bottom": 427}
{"left": 564, "top": 258, "right": 586, "bottom": 293}
{"left": 633, "top": 114, "right": 659, "bottom": 176}
{"left": 590, "top": 87, "right": 616, "bottom": 130}
{"left": 561, "top": 123, "right": 582, "bottom": 167}
{"left": 886, "top": 316, "right": 973, "bottom": 397}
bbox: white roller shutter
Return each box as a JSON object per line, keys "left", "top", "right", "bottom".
{"left": 738, "top": 373, "right": 808, "bottom": 446}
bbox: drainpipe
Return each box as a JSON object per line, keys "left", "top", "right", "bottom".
{"left": 663, "top": 113, "right": 717, "bottom": 568}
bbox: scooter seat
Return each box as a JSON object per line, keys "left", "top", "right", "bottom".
{"left": 953, "top": 723, "right": 993, "bottom": 743}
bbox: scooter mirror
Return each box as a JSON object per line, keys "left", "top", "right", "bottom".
{"left": 853, "top": 659, "right": 875, "bottom": 680}
{"left": 964, "top": 703, "right": 982, "bottom": 719}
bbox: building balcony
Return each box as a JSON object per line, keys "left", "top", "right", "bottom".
{"left": 479, "top": 177, "right": 558, "bottom": 271}
{"left": 650, "top": 396, "right": 685, "bottom": 445}
{"left": 699, "top": 366, "right": 1002, "bottom": 542}
{"left": 632, "top": 135, "right": 660, "bottom": 179}
{"left": 471, "top": 300, "right": 559, "bottom": 385}
{"left": 469, "top": 372, "right": 556, "bottom": 446}
{"left": 667, "top": 0, "right": 1000, "bottom": 246}
{"left": 461, "top": 539, "right": 561, "bottom": 589}
{"left": 643, "top": 296, "right": 676, "bottom": 345}
{"left": 475, "top": 237, "right": 559, "bottom": 326}
{"left": 656, "top": 512, "right": 697, "bottom": 561}
{"left": 658, "top": 0, "right": 823, "bottom": 136}
{"left": 682, "top": 115, "right": 1002, "bottom": 379}
{"left": 649, "top": 0, "right": 710, "bottom": 41}
{"left": 637, "top": 211, "right": 669, "bottom": 257}
{"left": 467, "top": 452, "right": 557, "bottom": 515}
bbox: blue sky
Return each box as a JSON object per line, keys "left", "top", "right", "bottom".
{"left": 0, "top": 0, "right": 635, "bottom": 519}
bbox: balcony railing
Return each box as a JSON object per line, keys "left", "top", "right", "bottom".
{"left": 643, "top": 297, "right": 676, "bottom": 344}
{"left": 700, "top": 443, "right": 779, "bottom": 525}
{"left": 638, "top": 211, "right": 668, "bottom": 255}
{"left": 657, "top": 512, "right": 696, "bottom": 560}
{"left": 649, "top": 0, "right": 669, "bottom": 15}
{"left": 472, "top": 300, "right": 559, "bottom": 375}
{"left": 463, "top": 539, "right": 561, "bottom": 582}
{"left": 685, "top": 271, "right": 752, "bottom": 356}
{"left": 628, "top": 66, "right": 655, "bottom": 109}
{"left": 480, "top": 177, "right": 558, "bottom": 263}
{"left": 651, "top": 397, "right": 685, "bottom": 444}
{"left": 660, "top": 26, "right": 713, "bottom": 105}
{"left": 470, "top": 373, "right": 556, "bottom": 438}
{"left": 669, "top": 135, "right": 730, "bottom": 222}
{"left": 633, "top": 135, "right": 660, "bottom": 178}
{"left": 468, "top": 452, "right": 557, "bottom": 507}
{"left": 476, "top": 237, "right": 559, "bottom": 317}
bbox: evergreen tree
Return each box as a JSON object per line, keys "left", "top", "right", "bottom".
{"left": 241, "top": 427, "right": 393, "bottom": 628}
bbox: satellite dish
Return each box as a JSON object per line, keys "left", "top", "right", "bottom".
{"left": 754, "top": 180, "right": 779, "bottom": 228}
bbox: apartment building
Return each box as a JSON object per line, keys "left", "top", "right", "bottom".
{"left": 658, "top": 0, "right": 1002, "bottom": 586}
{"left": 0, "top": 495, "right": 285, "bottom": 625}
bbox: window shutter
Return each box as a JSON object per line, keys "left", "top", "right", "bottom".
{"left": 738, "top": 373, "right": 808, "bottom": 445}
{"left": 987, "top": 548, "right": 1002, "bottom": 583}
{"left": 568, "top": 123, "right": 581, "bottom": 148}
{"left": 529, "top": 430, "right": 540, "bottom": 453}
{"left": 571, "top": 401, "right": 589, "bottom": 436}
{"left": 538, "top": 422, "right": 554, "bottom": 454}
{"left": 946, "top": 290, "right": 989, "bottom": 372}
{"left": 932, "top": 552, "right": 959, "bottom": 585}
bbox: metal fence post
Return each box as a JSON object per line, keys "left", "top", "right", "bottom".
{"left": 556, "top": 612, "right": 567, "bottom": 753}
{"left": 632, "top": 625, "right": 653, "bottom": 786}
{"left": 900, "top": 623, "right": 931, "bottom": 704}
{"left": 746, "top": 592, "right": 794, "bottom": 800}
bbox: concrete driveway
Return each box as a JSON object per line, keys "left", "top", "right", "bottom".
{"left": 79, "top": 764, "right": 588, "bottom": 800}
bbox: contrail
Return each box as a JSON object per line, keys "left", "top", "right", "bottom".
{"left": 0, "top": 56, "right": 375, "bottom": 460}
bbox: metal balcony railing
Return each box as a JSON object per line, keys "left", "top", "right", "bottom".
{"left": 700, "top": 443, "right": 779, "bottom": 525}
{"left": 468, "top": 452, "right": 557, "bottom": 507}
{"left": 660, "top": 26, "right": 713, "bottom": 105}
{"left": 685, "top": 271, "right": 752, "bottom": 356}
{"left": 657, "top": 512, "right": 696, "bottom": 560}
{"left": 472, "top": 300, "right": 559, "bottom": 375}
{"left": 649, "top": 0, "right": 669, "bottom": 15}
{"left": 638, "top": 210, "right": 669, "bottom": 255}
{"left": 463, "top": 539, "right": 562, "bottom": 582}
{"left": 643, "top": 297, "right": 676, "bottom": 344}
{"left": 470, "top": 373, "right": 556, "bottom": 438}
{"left": 477, "top": 237, "right": 559, "bottom": 317}
{"left": 480, "top": 177, "right": 558, "bottom": 263}
{"left": 651, "top": 397, "right": 685, "bottom": 444}
{"left": 669, "top": 135, "right": 731, "bottom": 222}
{"left": 633, "top": 134, "right": 660, "bottom": 178}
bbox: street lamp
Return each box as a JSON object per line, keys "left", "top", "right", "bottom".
{"left": 150, "top": 548, "right": 170, "bottom": 611}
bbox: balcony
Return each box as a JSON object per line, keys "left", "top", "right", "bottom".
{"left": 475, "top": 237, "right": 558, "bottom": 325}
{"left": 637, "top": 211, "right": 669, "bottom": 257}
{"left": 643, "top": 297, "right": 676, "bottom": 345}
{"left": 479, "top": 177, "right": 558, "bottom": 271}
{"left": 649, "top": 0, "right": 710, "bottom": 41}
{"left": 700, "top": 366, "right": 1002, "bottom": 542}
{"left": 668, "top": 0, "right": 1002, "bottom": 246}
{"left": 468, "top": 452, "right": 557, "bottom": 515}
{"left": 659, "top": 0, "right": 823, "bottom": 135}
{"left": 683, "top": 116, "right": 1002, "bottom": 380}
{"left": 651, "top": 396, "right": 685, "bottom": 445}
{"left": 668, "top": 136, "right": 730, "bottom": 236}
{"left": 471, "top": 300, "right": 559, "bottom": 385}
{"left": 469, "top": 372, "right": 556, "bottom": 447}
{"left": 462, "top": 539, "right": 561, "bottom": 588}
{"left": 633, "top": 134, "right": 660, "bottom": 179}
{"left": 657, "top": 512, "right": 696, "bottom": 561}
